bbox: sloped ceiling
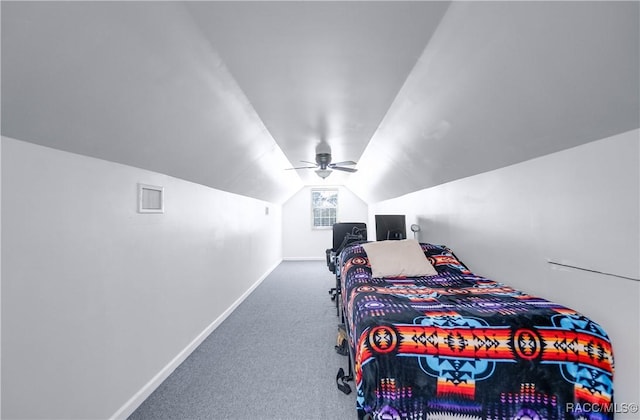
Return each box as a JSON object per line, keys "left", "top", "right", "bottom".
{"left": 2, "top": 1, "right": 638, "bottom": 204}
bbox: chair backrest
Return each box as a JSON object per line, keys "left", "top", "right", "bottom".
{"left": 332, "top": 222, "right": 367, "bottom": 251}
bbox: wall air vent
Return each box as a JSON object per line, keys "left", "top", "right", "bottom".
{"left": 138, "top": 183, "right": 164, "bottom": 214}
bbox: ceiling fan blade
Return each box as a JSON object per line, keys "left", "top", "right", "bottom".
{"left": 300, "top": 160, "right": 318, "bottom": 166}
{"left": 285, "top": 166, "right": 317, "bottom": 170}
{"left": 330, "top": 160, "right": 357, "bottom": 166}
{"left": 331, "top": 166, "right": 358, "bottom": 173}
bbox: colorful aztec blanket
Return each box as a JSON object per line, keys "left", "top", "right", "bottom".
{"left": 339, "top": 242, "right": 614, "bottom": 420}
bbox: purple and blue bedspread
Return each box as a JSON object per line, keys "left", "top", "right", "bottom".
{"left": 339, "top": 242, "right": 614, "bottom": 420}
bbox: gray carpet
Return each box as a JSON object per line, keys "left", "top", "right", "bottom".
{"left": 128, "top": 260, "right": 357, "bottom": 420}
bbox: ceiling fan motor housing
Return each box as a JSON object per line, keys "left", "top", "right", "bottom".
{"left": 315, "top": 153, "right": 332, "bottom": 169}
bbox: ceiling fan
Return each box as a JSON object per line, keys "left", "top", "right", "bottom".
{"left": 286, "top": 153, "right": 358, "bottom": 179}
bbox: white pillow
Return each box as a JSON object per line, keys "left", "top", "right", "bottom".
{"left": 362, "top": 239, "right": 438, "bottom": 278}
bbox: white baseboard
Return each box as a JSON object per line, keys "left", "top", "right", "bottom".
{"left": 110, "top": 260, "right": 281, "bottom": 420}
{"left": 282, "top": 256, "right": 325, "bottom": 261}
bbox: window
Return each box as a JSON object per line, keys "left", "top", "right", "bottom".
{"left": 311, "top": 188, "right": 338, "bottom": 228}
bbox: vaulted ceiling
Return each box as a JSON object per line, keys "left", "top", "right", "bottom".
{"left": 2, "top": 1, "right": 638, "bottom": 204}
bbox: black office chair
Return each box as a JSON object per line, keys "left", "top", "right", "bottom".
{"left": 326, "top": 223, "right": 367, "bottom": 313}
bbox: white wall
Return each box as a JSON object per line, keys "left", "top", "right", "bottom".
{"left": 371, "top": 129, "right": 640, "bottom": 414}
{"left": 1, "top": 137, "right": 283, "bottom": 419}
{"left": 282, "top": 186, "right": 368, "bottom": 260}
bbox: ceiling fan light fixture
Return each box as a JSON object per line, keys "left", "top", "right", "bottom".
{"left": 315, "top": 169, "right": 332, "bottom": 179}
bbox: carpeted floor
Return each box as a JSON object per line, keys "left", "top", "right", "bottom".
{"left": 128, "top": 260, "right": 356, "bottom": 420}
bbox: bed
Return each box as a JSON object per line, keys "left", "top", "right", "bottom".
{"left": 338, "top": 240, "right": 614, "bottom": 420}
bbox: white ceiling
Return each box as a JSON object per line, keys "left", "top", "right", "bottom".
{"left": 2, "top": 1, "right": 638, "bottom": 204}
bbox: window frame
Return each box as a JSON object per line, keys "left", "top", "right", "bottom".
{"left": 310, "top": 188, "right": 338, "bottom": 229}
